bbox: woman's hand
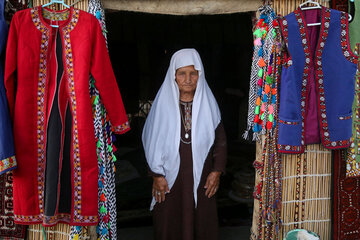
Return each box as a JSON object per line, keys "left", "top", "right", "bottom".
{"left": 152, "top": 176, "right": 170, "bottom": 203}
{"left": 204, "top": 171, "right": 221, "bottom": 198}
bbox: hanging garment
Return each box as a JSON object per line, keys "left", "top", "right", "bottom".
{"left": 5, "top": 6, "right": 130, "bottom": 226}
{"left": 0, "top": 0, "right": 16, "bottom": 175}
{"left": 71, "top": 1, "right": 117, "bottom": 239}
{"left": 277, "top": 6, "right": 358, "bottom": 154}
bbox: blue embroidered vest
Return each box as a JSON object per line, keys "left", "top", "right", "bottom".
{"left": 277, "top": 7, "right": 358, "bottom": 154}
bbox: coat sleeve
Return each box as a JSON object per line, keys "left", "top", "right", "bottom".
{"left": 4, "top": 13, "right": 18, "bottom": 119}
{"left": 90, "top": 17, "right": 130, "bottom": 134}
{"left": 212, "top": 122, "right": 227, "bottom": 173}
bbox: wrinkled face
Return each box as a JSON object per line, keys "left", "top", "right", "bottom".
{"left": 175, "top": 65, "right": 199, "bottom": 94}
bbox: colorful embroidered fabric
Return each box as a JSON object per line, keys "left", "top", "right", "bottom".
{"left": 334, "top": 149, "right": 360, "bottom": 239}
{"left": 71, "top": 1, "right": 118, "bottom": 239}
{"left": 346, "top": 44, "right": 360, "bottom": 177}
{"left": 244, "top": 5, "right": 277, "bottom": 141}
{"left": 0, "top": 172, "right": 25, "bottom": 239}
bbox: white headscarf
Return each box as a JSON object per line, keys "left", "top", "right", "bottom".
{"left": 142, "top": 48, "right": 221, "bottom": 210}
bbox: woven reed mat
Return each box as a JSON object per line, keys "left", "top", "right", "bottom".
{"left": 27, "top": 224, "right": 95, "bottom": 240}
{"left": 281, "top": 144, "right": 332, "bottom": 239}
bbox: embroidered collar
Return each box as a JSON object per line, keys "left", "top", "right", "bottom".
{"left": 31, "top": 6, "right": 79, "bottom": 30}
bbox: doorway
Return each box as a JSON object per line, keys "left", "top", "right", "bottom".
{"left": 106, "top": 10, "right": 256, "bottom": 239}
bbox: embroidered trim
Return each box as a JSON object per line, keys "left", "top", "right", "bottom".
{"left": 340, "top": 12, "right": 358, "bottom": 64}
{"left": 278, "top": 144, "right": 302, "bottom": 153}
{"left": 0, "top": 156, "right": 16, "bottom": 174}
{"left": 42, "top": 8, "right": 70, "bottom": 21}
{"left": 63, "top": 9, "right": 97, "bottom": 224}
{"left": 295, "top": 8, "right": 311, "bottom": 151}
{"left": 112, "top": 121, "right": 130, "bottom": 134}
{"left": 339, "top": 115, "right": 352, "bottom": 120}
{"left": 14, "top": 213, "right": 97, "bottom": 226}
{"left": 31, "top": 8, "right": 50, "bottom": 216}
{"left": 28, "top": 8, "right": 98, "bottom": 225}
{"left": 316, "top": 9, "right": 351, "bottom": 149}
{"left": 277, "top": 16, "right": 293, "bottom": 67}
{"left": 279, "top": 119, "right": 299, "bottom": 125}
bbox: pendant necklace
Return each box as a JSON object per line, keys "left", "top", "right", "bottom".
{"left": 180, "top": 101, "right": 192, "bottom": 143}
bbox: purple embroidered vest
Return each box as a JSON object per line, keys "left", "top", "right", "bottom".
{"left": 277, "top": 7, "right": 358, "bottom": 154}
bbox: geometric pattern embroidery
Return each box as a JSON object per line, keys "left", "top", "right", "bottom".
{"left": 63, "top": 9, "right": 97, "bottom": 224}
{"left": 113, "top": 121, "right": 130, "bottom": 134}
{"left": 314, "top": 8, "right": 351, "bottom": 149}
{"left": 279, "top": 119, "right": 299, "bottom": 125}
{"left": 0, "top": 156, "right": 17, "bottom": 175}
{"left": 42, "top": 8, "right": 70, "bottom": 21}
{"left": 278, "top": 7, "right": 353, "bottom": 153}
{"left": 340, "top": 12, "right": 358, "bottom": 65}
{"left": 277, "top": 12, "right": 306, "bottom": 154}
{"left": 0, "top": 172, "right": 26, "bottom": 239}
{"left": 17, "top": 7, "right": 98, "bottom": 225}
{"left": 31, "top": 7, "right": 50, "bottom": 218}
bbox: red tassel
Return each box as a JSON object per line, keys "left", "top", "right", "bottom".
{"left": 273, "top": 19, "right": 279, "bottom": 27}
{"left": 254, "top": 115, "right": 260, "bottom": 123}
{"left": 100, "top": 193, "right": 106, "bottom": 202}
{"left": 266, "top": 121, "right": 273, "bottom": 130}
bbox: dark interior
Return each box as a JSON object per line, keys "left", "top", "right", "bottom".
{"left": 105, "top": 10, "right": 256, "bottom": 230}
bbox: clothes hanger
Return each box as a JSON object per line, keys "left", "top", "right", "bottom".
{"left": 299, "top": 0, "right": 321, "bottom": 11}
{"left": 42, "top": 0, "right": 70, "bottom": 28}
{"left": 299, "top": 0, "right": 322, "bottom": 26}
{"left": 300, "top": 0, "right": 352, "bottom": 26}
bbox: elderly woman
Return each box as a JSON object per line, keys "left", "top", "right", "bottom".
{"left": 142, "top": 49, "right": 227, "bottom": 240}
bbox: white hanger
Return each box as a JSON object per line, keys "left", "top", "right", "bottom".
{"left": 42, "top": 0, "right": 70, "bottom": 28}
{"left": 300, "top": 0, "right": 352, "bottom": 27}
{"left": 299, "top": 1, "right": 322, "bottom": 26}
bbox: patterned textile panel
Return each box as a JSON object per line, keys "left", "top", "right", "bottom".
{"left": 333, "top": 150, "right": 360, "bottom": 239}
{"left": 332, "top": 0, "right": 349, "bottom": 12}
{"left": 0, "top": 172, "right": 25, "bottom": 239}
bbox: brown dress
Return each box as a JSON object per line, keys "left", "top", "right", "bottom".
{"left": 152, "top": 101, "right": 227, "bottom": 240}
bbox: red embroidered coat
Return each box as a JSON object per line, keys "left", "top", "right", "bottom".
{"left": 5, "top": 7, "right": 130, "bottom": 226}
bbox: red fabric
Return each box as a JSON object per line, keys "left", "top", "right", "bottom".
{"left": 333, "top": 150, "right": 360, "bottom": 239}
{"left": 4, "top": 7, "right": 129, "bottom": 225}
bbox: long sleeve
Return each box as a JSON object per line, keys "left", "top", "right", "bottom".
{"left": 90, "top": 16, "right": 130, "bottom": 134}
{"left": 0, "top": 11, "right": 16, "bottom": 175}
{"left": 212, "top": 122, "right": 227, "bottom": 173}
{"left": 4, "top": 13, "right": 18, "bottom": 119}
